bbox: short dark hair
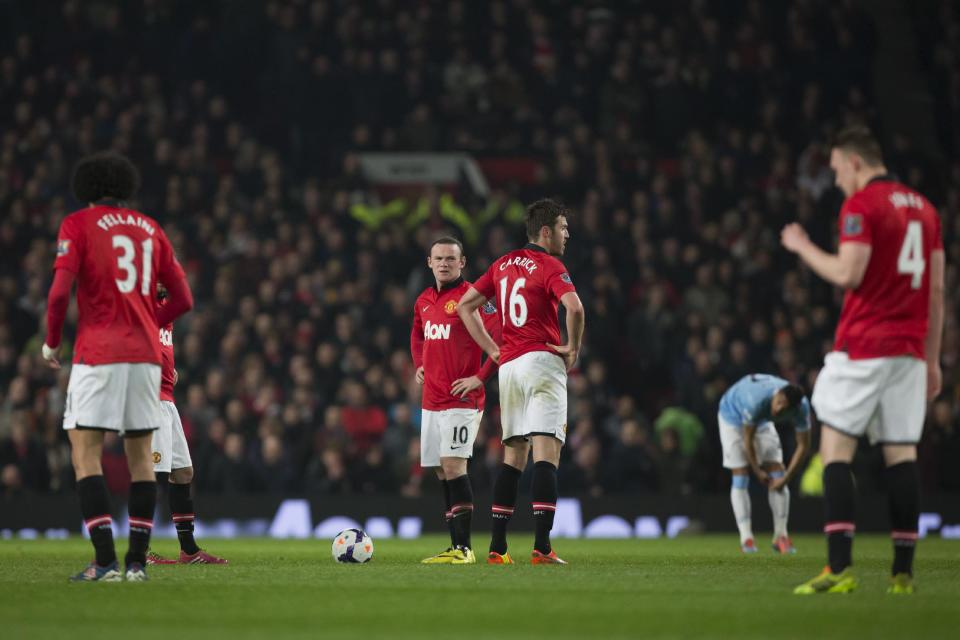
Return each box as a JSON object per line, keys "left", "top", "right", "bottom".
{"left": 779, "top": 384, "right": 806, "bottom": 410}
{"left": 525, "top": 198, "right": 568, "bottom": 241}
{"left": 832, "top": 125, "right": 884, "bottom": 167}
{"left": 71, "top": 151, "right": 141, "bottom": 203}
{"left": 429, "top": 236, "right": 464, "bottom": 256}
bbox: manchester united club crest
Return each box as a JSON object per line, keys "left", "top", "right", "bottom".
{"left": 444, "top": 300, "right": 458, "bottom": 314}
{"left": 153, "top": 451, "right": 162, "bottom": 464}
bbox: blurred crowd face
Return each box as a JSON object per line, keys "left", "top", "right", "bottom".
{"left": 428, "top": 242, "right": 465, "bottom": 287}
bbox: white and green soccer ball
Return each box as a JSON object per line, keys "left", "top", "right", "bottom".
{"left": 332, "top": 528, "right": 374, "bottom": 563}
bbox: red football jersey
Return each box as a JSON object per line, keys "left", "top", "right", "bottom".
{"left": 835, "top": 177, "right": 943, "bottom": 359}
{"left": 411, "top": 278, "right": 501, "bottom": 411}
{"left": 53, "top": 204, "right": 185, "bottom": 365}
{"left": 159, "top": 321, "right": 175, "bottom": 402}
{"left": 472, "top": 244, "right": 577, "bottom": 366}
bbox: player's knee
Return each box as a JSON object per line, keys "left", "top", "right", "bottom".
{"left": 441, "top": 458, "right": 467, "bottom": 479}
{"left": 433, "top": 467, "right": 446, "bottom": 481}
{"left": 882, "top": 444, "right": 917, "bottom": 467}
{"left": 170, "top": 466, "right": 194, "bottom": 484}
{"left": 502, "top": 444, "right": 529, "bottom": 470}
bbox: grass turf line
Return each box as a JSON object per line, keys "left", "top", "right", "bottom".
{"left": 1, "top": 534, "right": 958, "bottom": 639}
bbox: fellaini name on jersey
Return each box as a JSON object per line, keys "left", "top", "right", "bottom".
{"left": 423, "top": 321, "right": 451, "bottom": 340}
{"left": 96, "top": 212, "right": 156, "bottom": 235}
{"left": 499, "top": 256, "right": 538, "bottom": 273}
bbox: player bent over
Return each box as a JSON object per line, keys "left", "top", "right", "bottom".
{"left": 146, "top": 286, "right": 227, "bottom": 565}
{"left": 718, "top": 375, "right": 811, "bottom": 554}
{"left": 412, "top": 237, "right": 500, "bottom": 564}
{"left": 42, "top": 152, "right": 193, "bottom": 581}
{"left": 783, "top": 126, "right": 944, "bottom": 595}
{"left": 459, "top": 199, "right": 584, "bottom": 565}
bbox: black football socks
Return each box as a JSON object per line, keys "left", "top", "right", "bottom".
{"left": 441, "top": 479, "right": 455, "bottom": 548}
{"left": 169, "top": 482, "right": 200, "bottom": 555}
{"left": 823, "top": 462, "right": 855, "bottom": 574}
{"left": 490, "top": 464, "right": 522, "bottom": 555}
{"left": 125, "top": 480, "right": 156, "bottom": 568}
{"left": 886, "top": 461, "right": 920, "bottom": 576}
{"left": 77, "top": 475, "right": 117, "bottom": 566}
{"left": 447, "top": 474, "right": 474, "bottom": 550}
{"left": 532, "top": 461, "right": 558, "bottom": 555}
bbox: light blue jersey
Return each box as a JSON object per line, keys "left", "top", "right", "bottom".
{"left": 718, "top": 374, "right": 811, "bottom": 431}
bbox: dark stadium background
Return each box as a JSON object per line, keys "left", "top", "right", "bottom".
{"left": 0, "top": 0, "right": 957, "bottom": 538}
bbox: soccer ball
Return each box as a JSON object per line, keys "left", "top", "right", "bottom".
{"left": 331, "top": 528, "right": 374, "bottom": 563}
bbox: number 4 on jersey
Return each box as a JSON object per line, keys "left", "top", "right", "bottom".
{"left": 897, "top": 221, "right": 925, "bottom": 289}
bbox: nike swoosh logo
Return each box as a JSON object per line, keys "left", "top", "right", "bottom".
{"left": 422, "top": 306, "right": 430, "bottom": 312}
{"left": 449, "top": 445, "right": 466, "bottom": 450}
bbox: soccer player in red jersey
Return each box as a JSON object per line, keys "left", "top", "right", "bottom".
{"left": 458, "top": 199, "right": 585, "bottom": 565}
{"left": 412, "top": 237, "right": 501, "bottom": 565}
{"left": 146, "top": 286, "right": 227, "bottom": 566}
{"left": 782, "top": 127, "right": 944, "bottom": 595}
{"left": 41, "top": 152, "right": 194, "bottom": 582}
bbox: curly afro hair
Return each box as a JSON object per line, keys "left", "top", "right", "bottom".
{"left": 71, "top": 151, "right": 141, "bottom": 203}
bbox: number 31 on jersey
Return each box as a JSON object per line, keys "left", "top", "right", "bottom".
{"left": 113, "top": 235, "right": 154, "bottom": 295}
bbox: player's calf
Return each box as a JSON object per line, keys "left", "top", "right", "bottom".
{"left": 489, "top": 463, "right": 521, "bottom": 555}
{"left": 886, "top": 460, "right": 920, "bottom": 578}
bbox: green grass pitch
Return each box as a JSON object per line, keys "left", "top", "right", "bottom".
{"left": 2, "top": 534, "right": 958, "bottom": 639}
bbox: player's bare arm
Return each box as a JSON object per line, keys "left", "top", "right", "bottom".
{"left": 926, "top": 249, "right": 945, "bottom": 399}
{"left": 457, "top": 287, "right": 499, "bottom": 362}
{"left": 770, "top": 430, "right": 810, "bottom": 492}
{"left": 780, "top": 225, "right": 872, "bottom": 289}
{"left": 547, "top": 291, "right": 585, "bottom": 371}
{"left": 742, "top": 424, "right": 769, "bottom": 485}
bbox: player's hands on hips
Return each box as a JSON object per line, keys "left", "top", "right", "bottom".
{"left": 41, "top": 343, "right": 61, "bottom": 370}
{"left": 927, "top": 361, "right": 942, "bottom": 400}
{"left": 547, "top": 343, "right": 578, "bottom": 370}
{"left": 451, "top": 375, "right": 483, "bottom": 399}
{"left": 415, "top": 366, "right": 425, "bottom": 385}
{"left": 780, "top": 223, "right": 810, "bottom": 253}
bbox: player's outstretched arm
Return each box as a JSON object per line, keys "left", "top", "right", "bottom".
{"left": 781, "top": 223, "right": 871, "bottom": 288}
{"left": 548, "top": 291, "right": 584, "bottom": 371}
{"left": 926, "top": 249, "right": 945, "bottom": 399}
{"left": 42, "top": 268, "right": 76, "bottom": 369}
{"left": 457, "top": 286, "right": 499, "bottom": 362}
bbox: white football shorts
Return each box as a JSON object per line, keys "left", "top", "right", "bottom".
{"left": 420, "top": 408, "right": 483, "bottom": 468}
{"left": 152, "top": 400, "right": 193, "bottom": 473}
{"left": 718, "top": 416, "right": 784, "bottom": 469}
{"left": 498, "top": 350, "right": 568, "bottom": 444}
{"left": 812, "top": 351, "right": 926, "bottom": 444}
{"left": 63, "top": 363, "right": 162, "bottom": 436}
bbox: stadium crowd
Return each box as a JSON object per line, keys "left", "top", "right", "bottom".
{"left": 1, "top": 0, "right": 958, "bottom": 498}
